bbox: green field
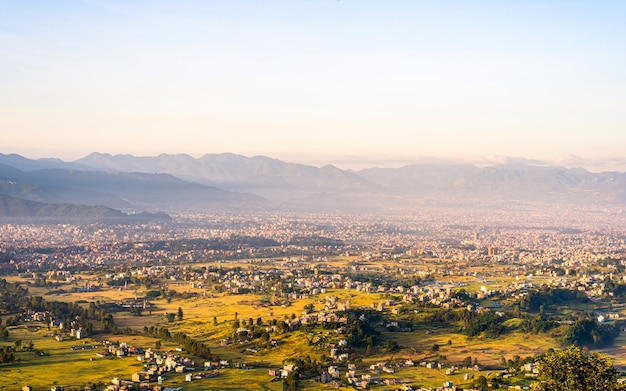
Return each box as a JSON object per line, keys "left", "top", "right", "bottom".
{"left": 0, "top": 273, "right": 622, "bottom": 391}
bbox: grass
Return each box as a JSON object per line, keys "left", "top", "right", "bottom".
{"left": 2, "top": 273, "right": 625, "bottom": 390}
{"left": 161, "top": 368, "right": 283, "bottom": 391}
{"left": 0, "top": 325, "right": 145, "bottom": 390}
{"left": 389, "top": 323, "right": 557, "bottom": 367}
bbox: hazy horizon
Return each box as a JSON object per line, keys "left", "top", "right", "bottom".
{"left": 2, "top": 1, "right": 626, "bottom": 171}
{"left": 5, "top": 149, "right": 626, "bottom": 173}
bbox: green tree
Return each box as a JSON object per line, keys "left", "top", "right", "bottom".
{"left": 283, "top": 369, "right": 299, "bottom": 391}
{"left": 534, "top": 345, "right": 626, "bottom": 391}
{"left": 463, "top": 356, "right": 473, "bottom": 367}
{"left": 177, "top": 307, "right": 184, "bottom": 321}
{"left": 382, "top": 340, "right": 399, "bottom": 353}
{"left": 473, "top": 375, "right": 488, "bottom": 390}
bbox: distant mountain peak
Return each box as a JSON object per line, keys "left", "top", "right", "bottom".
{"left": 4, "top": 151, "right": 626, "bottom": 212}
{"left": 74, "top": 152, "right": 382, "bottom": 194}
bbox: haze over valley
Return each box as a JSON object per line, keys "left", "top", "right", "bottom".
{"left": 2, "top": 152, "right": 626, "bottom": 223}
{"left": 3, "top": 1, "right": 626, "bottom": 390}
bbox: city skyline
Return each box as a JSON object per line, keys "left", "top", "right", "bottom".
{"left": 2, "top": 1, "right": 626, "bottom": 171}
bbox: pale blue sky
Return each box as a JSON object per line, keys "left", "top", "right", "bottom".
{"left": 1, "top": 1, "right": 626, "bottom": 169}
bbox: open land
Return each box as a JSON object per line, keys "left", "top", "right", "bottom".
{"left": 2, "top": 209, "right": 626, "bottom": 390}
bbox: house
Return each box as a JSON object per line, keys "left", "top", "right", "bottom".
{"left": 328, "top": 366, "right": 340, "bottom": 378}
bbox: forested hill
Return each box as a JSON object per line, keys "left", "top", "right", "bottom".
{"left": 0, "top": 194, "right": 171, "bottom": 222}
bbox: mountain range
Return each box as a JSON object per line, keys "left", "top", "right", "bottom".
{"left": 1, "top": 152, "right": 626, "bottom": 218}
{"left": 74, "top": 152, "right": 379, "bottom": 195}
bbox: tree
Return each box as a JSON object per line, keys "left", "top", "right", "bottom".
{"left": 283, "top": 369, "right": 299, "bottom": 391}
{"left": 534, "top": 345, "right": 626, "bottom": 391}
{"left": 177, "top": 307, "right": 184, "bottom": 321}
{"left": 473, "top": 375, "right": 488, "bottom": 391}
{"left": 463, "top": 356, "right": 473, "bottom": 367}
{"left": 382, "top": 340, "right": 399, "bottom": 353}
{"left": 562, "top": 318, "right": 618, "bottom": 347}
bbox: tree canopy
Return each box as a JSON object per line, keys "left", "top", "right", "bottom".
{"left": 534, "top": 345, "right": 626, "bottom": 391}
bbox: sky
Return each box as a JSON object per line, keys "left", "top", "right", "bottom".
{"left": 1, "top": 1, "right": 626, "bottom": 170}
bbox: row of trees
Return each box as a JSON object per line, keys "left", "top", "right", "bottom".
{"left": 562, "top": 319, "right": 620, "bottom": 348}
{"left": 143, "top": 326, "right": 215, "bottom": 360}
{"left": 0, "top": 346, "right": 15, "bottom": 364}
{"left": 517, "top": 287, "right": 588, "bottom": 312}
{"left": 0, "top": 278, "right": 116, "bottom": 336}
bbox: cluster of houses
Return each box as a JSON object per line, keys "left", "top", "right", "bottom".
{"left": 262, "top": 352, "right": 509, "bottom": 391}
{"left": 24, "top": 310, "right": 87, "bottom": 340}
{"left": 100, "top": 349, "right": 207, "bottom": 391}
